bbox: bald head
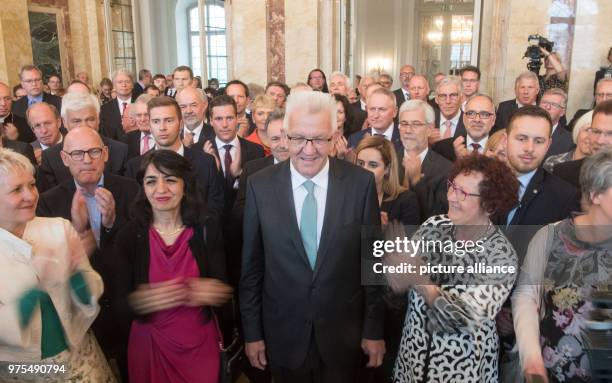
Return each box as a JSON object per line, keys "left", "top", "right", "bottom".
{"left": 0, "top": 82, "right": 12, "bottom": 117}
{"left": 65, "top": 81, "right": 91, "bottom": 95}
{"left": 61, "top": 127, "right": 108, "bottom": 189}
{"left": 408, "top": 75, "right": 430, "bottom": 101}
{"left": 64, "top": 126, "right": 103, "bottom": 150}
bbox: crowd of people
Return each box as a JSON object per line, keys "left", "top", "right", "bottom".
{"left": 0, "top": 55, "right": 611, "bottom": 383}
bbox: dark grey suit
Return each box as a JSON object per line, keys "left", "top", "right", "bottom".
{"left": 2, "top": 138, "right": 36, "bottom": 166}
{"left": 99, "top": 97, "right": 136, "bottom": 140}
{"left": 11, "top": 92, "right": 61, "bottom": 122}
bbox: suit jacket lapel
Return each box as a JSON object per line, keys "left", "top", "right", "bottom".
{"left": 512, "top": 168, "right": 545, "bottom": 225}
{"left": 273, "top": 162, "right": 311, "bottom": 269}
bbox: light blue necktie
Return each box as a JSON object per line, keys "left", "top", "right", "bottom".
{"left": 300, "top": 180, "right": 318, "bottom": 269}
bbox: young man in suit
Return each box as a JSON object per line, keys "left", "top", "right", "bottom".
{"left": 432, "top": 94, "right": 496, "bottom": 162}
{"left": 539, "top": 88, "right": 574, "bottom": 158}
{"left": 26, "top": 102, "right": 63, "bottom": 165}
{"left": 554, "top": 100, "right": 612, "bottom": 188}
{"left": 36, "top": 127, "right": 138, "bottom": 382}
{"left": 37, "top": 92, "right": 128, "bottom": 192}
{"left": 393, "top": 64, "right": 415, "bottom": 108}
{"left": 494, "top": 71, "right": 540, "bottom": 133}
{"left": 348, "top": 87, "right": 403, "bottom": 154}
{"left": 0, "top": 81, "right": 34, "bottom": 143}
{"left": 224, "top": 79, "right": 255, "bottom": 136}
{"left": 11, "top": 65, "right": 62, "bottom": 128}
{"left": 430, "top": 76, "right": 467, "bottom": 144}
{"left": 124, "top": 96, "right": 225, "bottom": 217}
{"left": 99, "top": 68, "right": 136, "bottom": 140}
{"left": 121, "top": 93, "right": 155, "bottom": 159}
{"left": 167, "top": 65, "right": 194, "bottom": 98}
{"left": 176, "top": 87, "right": 214, "bottom": 147}
{"left": 397, "top": 99, "right": 452, "bottom": 222}
{"left": 459, "top": 65, "right": 481, "bottom": 109}
{"left": 241, "top": 91, "right": 385, "bottom": 382}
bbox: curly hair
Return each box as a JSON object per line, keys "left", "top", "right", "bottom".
{"left": 448, "top": 154, "right": 519, "bottom": 217}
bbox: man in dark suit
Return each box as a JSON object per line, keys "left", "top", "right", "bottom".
{"left": 432, "top": 94, "right": 496, "bottom": 162}
{"left": 539, "top": 88, "right": 575, "bottom": 158}
{"left": 132, "top": 69, "right": 151, "bottom": 99}
{"left": 1, "top": 134, "right": 36, "bottom": 165}
{"left": 397, "top": 99, "right": 452, "bottom": 222}
{"left": 241, "top": 91, "right": 384, "bottom": 382}
{"left": 567, "top": 78, "right": 612, "bottom": 131}
{"left": 167, "top": 66, "right": 194, "bottom": 99}
{"left": 494, "top": 71, "right": 540, "bottom": 134}
{"left": 348, "top": 87, "right": 403, "bottom": 154}
{"left": 350, "top": 74, "right": 377, "bottom": 133}
{"left": 393, "top": 64, "right": 415, "bottom": 109}
{"left": 124, "top": 96, "right": 225, "bottom": 217}
{"left": 11, "top": 65, "right": 62, "bottom": 125}
{"left": 99, "top": 69, "right": 136, "bottom": 140}
{"left": 36, "top": 126, "right": 138, "bottom": 382}
{"left": 25, "top": 102, "right": 63, "bottom": 165}
{"left": 554, "top": 99, "right": 612, "bottom": 188}
{"left": 224, "top": 80, "right": 256, "bottom": 136}
{"left": 459, "top": 66, "right": 481, "bottom": 110}
{"left": 0, "top": 82, "right": 35, "bottom": 143}
{"left": 430, "top": 76, "right": 467, "bottom": 144}
{"left": 120, "top": 93, "right": 155, "bottom": 159}
{"left": 176, "top": 87, "right": 214, "bottom": 147}
{"left": 37, "top": 92, "right": 128, "bottom": 192}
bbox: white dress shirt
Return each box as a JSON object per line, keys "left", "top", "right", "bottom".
{"left": 439, "top": 110, "right": 462, "bottom": 137}
{"left": 185, "top": 122, "right": 204, "bottom": 144}
{"left": 290, "top": 159, "right": 329, "bottom": 247}
{"left": 466, "top": 135, "right": 488, "bottom": 154}
{"left": 372, "top": 122, "right": 394, "bottom": 142}
{"left": 360, "top": 99, "right": 367, "bottom": 111}
{"left": 116, "top": 96, "right": 131, "bottom": 116}
{"left": 39, "top": 135, "right": 63, "bottom": 151}
{"left": 216, "top": 135, "right": 241, "bottom": 189}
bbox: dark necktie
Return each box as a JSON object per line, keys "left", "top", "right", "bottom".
{"left": 121, "top": 102, "right": 127, "bottom": 116}
{"left": 471, "top": 143, "right": 481, "bottom": 153}
{"left": 223, "top": 144, "right": 233, "bottom": 188}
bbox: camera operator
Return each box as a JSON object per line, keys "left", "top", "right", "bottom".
{"left": 593, "top": 46, "right": 612, "bottom": 94}
{"left": 540, "top": 47, "right": 568, "bottom": 93}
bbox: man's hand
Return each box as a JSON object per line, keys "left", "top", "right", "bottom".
{"left": 95, "top": 187, "right": 116, "bottom": 229}
{"left": 185, "top": 278, "right": 233, "bottom": 307}
{"left": 245, "top": 340, "right": 268, "bottom": 370}
{"left": 403, "top": 152, "right": 423, "bottom": 187}
{"left": 71, "top": 190, "right": 90, "bottom": 234}
{"left": 361, "top": 339, "right": 385, "bottom": 368}
{"left": 237, "top": 116, "right": 249, "bottom": 137}
{"left": 203, "top": 140, "right": 221, "bottom": 171}
{"left": 333, "top": 133, "right": 348, "bottom": 160}
{"left": 229, "top": 142, "right": 242, "bottom": 178}
{"left": 428, "top": 128, "right": 441, "bottom": 145}
{"left": 34, "top": 147, "right": 42, "bottom": 166}
{"left": 452, "top": 136, "right": 468, "bottom": 158}
{"left": 3, "top": 122, "right": 19, "bottom": 140}
{"left": 182, "top": 130, "right": 194, "bottom": 147}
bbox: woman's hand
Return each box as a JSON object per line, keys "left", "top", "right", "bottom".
{"left": 524, "top": 358, "right": 549, "bottom": 383}
{"left": 128, "top": 278, "right": 188, "bottom": 315}
{"left": 186, "top": 278, "right": 233, "bottom": 307}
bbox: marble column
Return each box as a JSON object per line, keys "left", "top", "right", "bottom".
{"left": 266, "top": 0, "right": 285, "bottom": 83}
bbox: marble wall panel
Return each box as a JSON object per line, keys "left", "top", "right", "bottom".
{"left": 229, "top": 0, "right": 267, "bottom": 85}
{"left": 284, "top": 0, "right": 318, "bottom": 86}
{"left": 0, "top": 0, "right": 34, "bottom": 86}
{"left": 266, "top": 0, "right": 285, "bottom": 83}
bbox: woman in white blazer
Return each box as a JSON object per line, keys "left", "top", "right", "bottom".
{"left": 0, "top": 148, "right": 116, "bottom": 382}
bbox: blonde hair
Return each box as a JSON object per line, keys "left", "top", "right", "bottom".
{"left": 485, "top": 130, "right": 506, "bottom": 153}
{"left": 251, "top": 95, "right": 276, "bottom": 113}
{"left": 354, "top": 136, "right": 406, "bottom": 201}
{"left": 0, "top": 148, "right": 35, "bottom": 182}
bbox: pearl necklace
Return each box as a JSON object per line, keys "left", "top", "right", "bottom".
{"left": 153, "top": 225, "right": 184, "bottom": 236}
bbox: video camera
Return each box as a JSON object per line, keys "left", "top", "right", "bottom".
{"left": 524, "top": 34, "right": 555, "bottom": 74}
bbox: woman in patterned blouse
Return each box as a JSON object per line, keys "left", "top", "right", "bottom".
{"left": 391, "top": 154, "right": 520, "bottom": 382}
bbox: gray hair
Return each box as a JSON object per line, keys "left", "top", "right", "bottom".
{"left": 572, "top": 110, "right": 593, "bottom": 144}
{"left": 514, "top": 71, "right": 540, "bottom": 88}
{"left": 580, "top": 148, "right": 612, "bottom": 204}
{"left": 436, "top": 75, "right": 463, "bottom": 94}
{"left": 329, "top": 71, "right": 351, "bottom": 87}
{"left": 135, "top": 93, "right": 154, "bottom": 105}
{"left": 596, "top": 77, "right": 612, "bottom": 92}
{"left": 61, "top": 92, "right": 100, "bottom": 118}
{"left": 0, "top": 147, "right": 35, "bottom": 182}
{"left": 112, "top": 68, "right": 134, "bottom": 83}
{"left": 398, "top": 99, "right": 435, "bottom": 125}
{"left": 465, "top": 93, "right": 495, "bottom": 109}
{"left": 284, "top": 91, "right": 337, "bottom": 132}
{"left": 543, "top": 88, "right": 568, "bottom": 107}
{"left": 265, "top": 108, "right": 285, "bottom": 130}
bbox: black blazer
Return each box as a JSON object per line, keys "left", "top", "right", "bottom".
{"left": 552, "top": 158, "right": 583, "bottom": 189}
{"left": 99, "top": 97, "right": 136, "bottom": 140}
{"left": 37, "top": 137, "right": 128, "bottom": 192}
{"left": 349, "top": 100, "right": 368, "bottom": 134}
{"left": 2, "top": 112, "right": 34, "bottom": 143}
{"left": 132, "top": 82, "right": 144, "bottom": 99}
{"left": 546, "top": 121, "right": 575, "bottom": 158}
{"left": 430, "top": 133, "right": 467, "bottom": 163}
{"left": 381, "top": 190, "right": 420, "bottom": 226}
{"left": 181, "top": 123, "right": 215, "bottom": 148}
{"left": 240, "top": 159, "right": 384, "bottom": 369}
{"left": 11, "top": 92, "right": 62, "bottom": 120}
{"left": 434, "top": 109, "right": 467, "bottom": 139}
{"left": 235, "top": 155, "right": 276, "bottom": 215}
{"left": 398, "top": 149, "right": 452, "bottom": 223}
{"left": 567, "top": 108, "right": 590, "bottom": 132}
{"left": 125, "top": 146, "right": 226, "bottom": 217}
{"left": 494, "top": 99, "right": 519, "bottom": 133}
{"left": 112, "top": 217, "right": 227, "bottom": 333}
{"left": 120, "top": 129, "right": 143, "bottom": 160}
{"left": 347, "top": 122, "right": 404, "bottom": 154}
{"left": 2, "top": 138, "right": 36, "bottom": 166}
{"left": 393, "top": 88, "right": 409, "bottom": 109}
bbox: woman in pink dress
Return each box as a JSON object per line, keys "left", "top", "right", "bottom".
{"left": 113, "top": 150, "right": 233, "bottom": 383}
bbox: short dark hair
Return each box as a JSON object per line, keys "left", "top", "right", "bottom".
{"left": 12, "top": 84, "right": 23, "bottom": 97}
{"left": 138, "top": 69, "right": 151, "bottom": 81}
{"left": 99, "top": 77, "right": 112, "bottom": 88}
{"left": 333, "top": 93, "right": 354, "bottom": 131}
{"left": 143, "top": 84, "right": 160, "bottom": 95}
{"left": 131, "top": 150, "right": 204, "bottom": 227}
{"left": 224, "top": 80, "right": 249, "bottom": 98}
{"left": 448, "top": 154, "right": 519, "bottom": 217}
{"left": 507, "top": 105, "right": 553, "bottom": 137}
{"left": 19, "top": 65, "right": 42, "bottom": 80}
{"left": 153, "top": 73, "right": 166, "bottom": 82}
{"left": 459, "top": 65, "right": 481, "bottom": 80}
{"left": 47, "top": 74, "right": 62, "bottom": 83}
{"left": 173, "top": 65, "right": 194, "bottom": 79}
{"left": 147, "top": 96, "right": 182, "bottom": 120}
{"left": 593, "top": 99, "right": 612, "bottom": 119}
{"left": 265, "top": 81, "right": 290, "bottom": 98}
{"left": 209, "top": 94, "right": 237, "bottom": 117}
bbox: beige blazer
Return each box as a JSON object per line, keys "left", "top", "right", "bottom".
{"left": 0, "top": 217, "right": 103, "bottom": 362}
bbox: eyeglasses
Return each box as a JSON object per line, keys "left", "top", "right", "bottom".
{"left": 587, "top": 128, "right": 612, "bottom": 139}
{"left": 287, "top": 135, "right": 332, "bottom": 148}
{"left": 437, "top": 93, "right": 459, "bottom": 101}
{"left": 399, "top": 72, "right": 414, "bottom": 78}
{"left": 22, "top": 78, "right": 42, "bottom": 84}
{"left": 540, "top": 100, "right": 565, "bottom": 109}
{"left": 62, "top": 147, "right": 104, "bottom": 161}
{"left": 595, "top": 93, "right": 612, "bottom": 100}
{"left": 464, "top": 110, "right": 494, "bottom": 119}
{"left": 399, "top": 121, "right": 428, "bottom": 129}
{"left": 447, "top": 179, "right": 480, "bottom": 201}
